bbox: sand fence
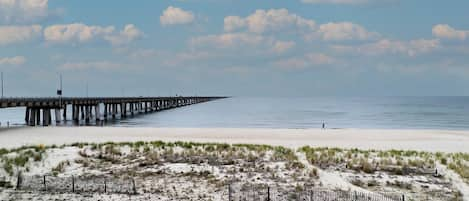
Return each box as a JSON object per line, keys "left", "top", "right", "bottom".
{"left": 16, "top": 174, "right": 136, "bottom": 194}
{"left": 227, "top": 183, "right": 405, "bottom": 201}
{"left": 14, "top": 174, "right": 411, "bottom": 201}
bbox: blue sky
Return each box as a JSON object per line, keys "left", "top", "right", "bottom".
{"left": 1, "top": 0, "right": 469, "bottom": 97}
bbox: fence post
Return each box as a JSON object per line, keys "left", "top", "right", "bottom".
{"left": 132, "top": 178, "right": 137, "bottom": 195}
{"left": 252, "top": 185, "right": 254, "bottom": 201}
{"left": 228, "top": 184, "right": 232, "bottom": 201}
{"left": 43, "top": 175, "right": 47, "bottom": 191}
{"left": 16, "top": 171, "right": 22, "bottom": 190}
{"left": 310, "top": 190, "right": 313, "bottom": 201}
{"left": 402, "top": 194, "right": 405, "bottom": 201}
{"left": 267, "top": 186, "right": 270, "bottom": 201}
{"left": 72, "top": 176, "right": 75, "bottom": 193}
{"left": 104, "top": 179, "right": 107, "bottom": 193}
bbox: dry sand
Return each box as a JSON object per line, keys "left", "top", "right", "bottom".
{"left": 1, "top": 127, "right": 468, "bottom": 152}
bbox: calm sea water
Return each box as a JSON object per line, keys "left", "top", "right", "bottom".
{"left": 1, "top": 97, "right": 469, "bottom": 130}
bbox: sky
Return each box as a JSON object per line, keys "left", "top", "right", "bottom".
{"left": 1, "top": 0, "right": 469, "bottom": 97}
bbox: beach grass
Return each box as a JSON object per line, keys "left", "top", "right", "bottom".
{"left": 0, "top": 140, "right": 467, "bottom": 201}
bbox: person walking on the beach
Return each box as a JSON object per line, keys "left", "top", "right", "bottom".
{"left": 322, "top": 122, "right": 326, "bottom": 129}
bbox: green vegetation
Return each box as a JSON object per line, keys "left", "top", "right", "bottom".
{"left": 386, "top": 180, "right": 413, "bottom": 190}
{"left": 272, "top": 146, "right": 297, "bottom": 161}
{"left": 0, "top": 148, "right": 8, "bottom": 156}
{"left": 299, "top": 145, "right": 469, "bottom": 182}
{"left": 52, "top": 160, "right": 70, "bottom": 176}
{"left": 0, "top": 144, "right": 49, "bottom": 176}
{"left": 448, "top": 162, "right": 469, "bottom": 181}
{"left": 1, "top": 140, "right": 468, "bottom": 192}
{"left": 3, "top": 160, "right": 13, "bottom": 175}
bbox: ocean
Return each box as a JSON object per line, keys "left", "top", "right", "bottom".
{"left": 1, "top": 97, "right": 469, "bottom": 130}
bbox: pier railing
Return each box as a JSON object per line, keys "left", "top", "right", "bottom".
{"left": 0, "top": 96, "right": 227, "bottom": 107}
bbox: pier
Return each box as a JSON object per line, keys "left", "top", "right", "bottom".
{"left": 0, "top": 96, "right": 226, "bottom": 126}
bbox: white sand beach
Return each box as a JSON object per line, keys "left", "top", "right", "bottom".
{"left": 1, "top": 127, "right": 468, "bottom": 152}
{"left": 1, "top": 127, "right": 469, "bottom": 200}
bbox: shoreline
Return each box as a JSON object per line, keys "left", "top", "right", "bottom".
{"left": 1, "top": 127, "right": 469, "bottom": 152}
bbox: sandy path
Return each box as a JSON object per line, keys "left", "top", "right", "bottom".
{"left": 0, "top": 127, "right": 469, "bottom": 152}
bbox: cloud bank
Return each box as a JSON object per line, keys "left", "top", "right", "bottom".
{"left": 0, "top": 0, "right": 50, "bottom": 24}
{"left": 44, "top": 23, "right": 143, "bottom": 45}
{"left": 0, "top": 25, "right": 42, "bottom": 45}
{"left": 432, "top": 24, "right": 468, "bottom": 40}
{"left": 0, "top": 56, "right": 26, "bottom": 65}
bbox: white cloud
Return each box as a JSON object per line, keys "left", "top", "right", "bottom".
{"left": 224, "top": 9, "right": 315, "bottom": 34}
{"left": 274, "top": 53, "right": 335, "bottom": 70}
{"left": 224, "top": 16, "right": 245, "bottom": 32}
{"left": 190, "top": 32, "right": 296, "bottom": 56}
{"left": 432, "top": 24, "right": 467, "bottom": 40}
{"left": 193, "top": 9, "right": 379, "bottom": 57}
{"left": 314, "top": 22, "right": 379, "bottom": 41}
{"left": 271, "top": 41, "right": 295, "bottom": 53}
{"left": 160, "top": 6, "right": 194, "bottom": 26}
{"left": 190, "top": 32, "right": 266, "bottom": 48}
{"left": 407, "top": 39, "right": 440, "bottom": 56}
{"left": 301, "top": 0, "right": 370, "bottom": 4}
{"left": 60, "top": 61, "right": 124, "bottom": 71}
{"left": 0, "top": 0, "right": 49, "bottom": 23}
{"left": 0, "top": 56, "right": 26, "bottom": 65}
{"left": 332, "top": 38, "right": 440, "bottom": 56}
{"left": 104, "top": 24, "right": 143, "bottom": 45}
{"left": 224, "top": 9, "right": 377, "bottom": 42}
{"left": 44, "top": 23, "right": 142, "bottom": 45}
{"left": 0, "top": 25, "right": 42, "bottom": 45}
{"left": 44, "top": 23, "right": 114, "bottom": 43}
